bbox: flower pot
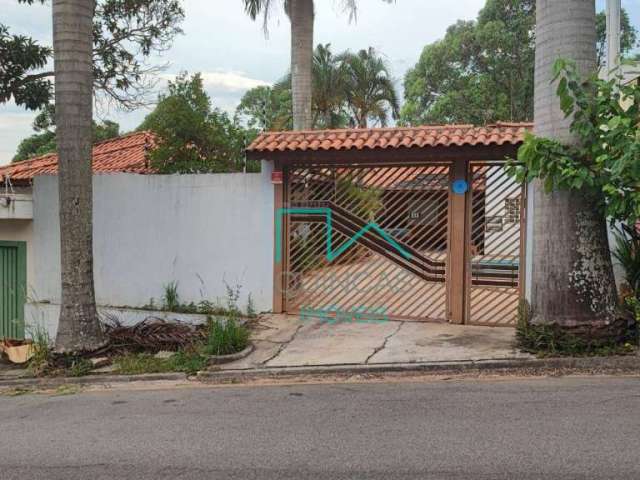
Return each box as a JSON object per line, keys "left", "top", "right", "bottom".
{"left": 0, "top": 340, "right": 34, "bottom": 364}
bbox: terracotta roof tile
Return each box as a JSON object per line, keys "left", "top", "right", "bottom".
{"left": 247, "top": 122, "right": 532, "bottom": 155}
{"left": 0, "top": 131, "right": 156, "bottom": 185}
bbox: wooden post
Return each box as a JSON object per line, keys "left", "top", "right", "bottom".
{"left": 272, "top": 163, "right": 285, "bottom": 314}
{"left": 448, "top": 160, "right": 468, "bottom": 324}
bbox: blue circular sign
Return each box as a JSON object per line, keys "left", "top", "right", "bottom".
{"left": 452, "top": 179, "right": 469, "bottom": 195}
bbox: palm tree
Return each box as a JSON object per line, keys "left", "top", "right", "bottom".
{"left": 531, "top": 0, "right": 618, "bottom": 336}
{"left": 52, "top": 0, "right": 106, "bottom": 352}
{"left": 243, "top": 0, "right": 394, "bottom": 130}
{"left": 312, "top": 44, "right": 347, "bottom": 128}
{"left": 339, "top": 47, "right": 399, "bottom": 128}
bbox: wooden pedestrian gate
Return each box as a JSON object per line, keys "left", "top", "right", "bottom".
{"left": 278, "top": 161, "right": 525, "bottom": 326}
{"left": 0, "top": 241, "right": 26, "bottom": 340}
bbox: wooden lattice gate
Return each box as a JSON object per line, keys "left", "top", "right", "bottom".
{"left": 279, "top": 162, "right": 525, "bottom": 325}
{"left": 466, "top": 163, "right": 526, "bottom": 326}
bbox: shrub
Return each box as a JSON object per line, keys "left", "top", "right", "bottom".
{"left": 162, "top": 281, "right": 180, "bottom": 312}
{"left": 27, "top": 324, "right": 52, "bottom": 376}
{"left": 203, "top": 317, "right": 250, "bottom": 356}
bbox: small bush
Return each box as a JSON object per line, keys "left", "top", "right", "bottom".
{"left": 162, "top": 281, "right": 180, "bottom": 312}
{"left": 27, "top": 324, "right": 52, "bottom": 376}
{"left": 203, "top": 318, "right": 250, "bottom": 356}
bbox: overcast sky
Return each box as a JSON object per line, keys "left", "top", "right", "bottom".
{"left": 1, "top": 0, "right": 638, "bottom": 165}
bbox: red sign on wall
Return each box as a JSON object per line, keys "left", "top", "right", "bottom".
{"left": 271, "top": 171, "right": 283, "bottom": 184}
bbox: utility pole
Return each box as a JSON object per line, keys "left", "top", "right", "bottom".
{"left": 606, "top": 0, "right": 621, "bottom": 77}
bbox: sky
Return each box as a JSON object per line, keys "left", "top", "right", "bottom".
{"left": 1, "top": 0, "right": 639, "bottom": 165}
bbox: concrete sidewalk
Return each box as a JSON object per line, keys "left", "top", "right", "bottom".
{"left": 220, "top": 314, "right": 531, "bottom": 371}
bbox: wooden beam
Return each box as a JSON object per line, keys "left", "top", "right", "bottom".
{"left": 272, "top": 163, "right": 285, "bottom": 314}
{"left": 447, "top": 160, "right": 468, "bottom": 324}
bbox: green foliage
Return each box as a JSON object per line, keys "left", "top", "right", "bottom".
{"left": 596, "top": 8, "right": 638, "bottom": 69}
{"left": 148, "top": 280, "right": 256, "bottom": 318}
{"left": 613, "top": 225, "right": 640, "bottom": 296}
{"left": 114, "top": 349, "right": 207, "bottom": 375}
{"left": 516, "top": 301, "right": 634, "bottom": 356}
{"left": 113, "top": 353, "right": 170, "bottom": 374}
{"left": 170, "top": 349, "right": 208, "bottom": 375}
{"left": 337, "top": 179, "right": 384, "bottom": 221}
{"left": 246, "top": 294, "right": 257, "bottom": 319}
{"left": 68, "top": 358, "right": 94, "bottom": 377}
{"left": 161, "top": 281, "right": 180, "bottom": 312}
{"left": 27, "top": 323, "right": 52, "bottom": 377}
{"left": 2, "top": 0, "right": 184, "bottom": 111}
{"left": 401, "top": 0, "right": 535, "bottom": 125}
{"left": 339, "top": 47, "right": 399, "bottom": 128}
{"left": 312, "top": 43, "right": 350, "bottom": 128}
{"left": 13, "top": 130, "right": 56, "bottom": 163}
{"left": 508, "top": 59, "right": 640, "bottom": 225}
{"left": 0, "top": 24, "right": 51, "bottom": 110}
{"left": 203, "top": 318, "right": 250, "bottom": 356}
{"left": 13, "top": 113, "right": 120, "bottom": 162}
{"left": 400, "top": 1, "right": 637, "bottom": 126}
{"left": 139, "top": 73, "right": 254, "bottom": 173}
{"left": 237, "top": 44, "right": 396, "bottom": 130}
{"left": 236, "top": 84, "right": 292, "bottom": 132}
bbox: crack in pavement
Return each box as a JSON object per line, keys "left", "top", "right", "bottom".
{"left": 365, "top": 321, "right": 404, "bottom": 364}
{"left": 261, "top": 324, "right": 305, "bottom": 366}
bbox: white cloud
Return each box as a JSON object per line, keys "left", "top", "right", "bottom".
{"left": 0, "top": 111, "right": 37, "bottom": 166}
{"left": 161, "top": 71, "right": 271, "bottom": 93}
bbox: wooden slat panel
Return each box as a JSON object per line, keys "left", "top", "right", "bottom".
{"left": 466, "top": 164, "right": 524, "bottom": 326}
{"left": 285, "top": 165, "right": 450, "bottom": 321}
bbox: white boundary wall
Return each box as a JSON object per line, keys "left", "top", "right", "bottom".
{"left": 27, "top": 166, "right": 274, "bottom": 337}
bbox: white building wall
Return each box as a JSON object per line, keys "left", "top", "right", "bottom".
{"left": 29, "top": 166, "right": 275, "bottom": 336}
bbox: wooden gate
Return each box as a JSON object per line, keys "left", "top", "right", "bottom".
{"left": 282, "top": 164, "right": 450, "bottom": 321}
{"left": 279, "top": 162, "right": 525, "bottom": 325}
{"left": 0, "top": 241, "right": 26, "bottom": 339}
{"left": 466, "top": 163, "right": 526, "bottom": 326}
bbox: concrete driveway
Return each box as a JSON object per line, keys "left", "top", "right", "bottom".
{"left": 223, "top": 314, "right": 530, "bottom": 370}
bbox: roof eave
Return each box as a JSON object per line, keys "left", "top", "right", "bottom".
{"left": 246, "top": 142, "right": 522, "bottom": 165}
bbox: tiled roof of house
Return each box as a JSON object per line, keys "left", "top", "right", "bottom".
{"left": 0, "top": 131, "right": 156, "bottom": 185}
{"left": 247, "top": 123, "right": 531, "bottom": 154}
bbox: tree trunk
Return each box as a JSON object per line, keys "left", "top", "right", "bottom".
{"left": 532, "top": 0, "right": 619, "bottom": 338}
{"left": 53, "top": 0, "right": 106, "bottom": 352}
{"left": 289, "top": 0, "right": 314, "bottom": 130}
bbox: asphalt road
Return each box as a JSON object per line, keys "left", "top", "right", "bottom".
{"left": 1, "top": 376, "right": 639, "bottom": 479}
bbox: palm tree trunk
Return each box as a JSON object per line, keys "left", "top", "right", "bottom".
{"left": 53, "top": 0, "right": 105, "bottom": 352}
{"left": 289, "top": 0, "right": 314, "bottom": 130}
{"left": 532, "top": 0, "right": 619, "bottom": 338}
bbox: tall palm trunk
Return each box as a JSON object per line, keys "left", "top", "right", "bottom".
{"left": 288, "top": 0, "right": 314, "bottom": 130}
{"left": 532, "top": 0, "right": 618, "bottom": 337}
{"left": 53, "top": 0, "right": 105, "bottom": 352}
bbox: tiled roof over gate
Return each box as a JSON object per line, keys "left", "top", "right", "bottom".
{"left": 247, "top": 123, "right": 531, "bottom": 154}
{"left": 0, "top": 131, "right": 156, "bottom": 185}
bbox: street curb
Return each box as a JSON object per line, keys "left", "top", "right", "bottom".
{"left": 2, "top": 356, "right": 638, "bottom": 390}
{"left": 0, "top": 372, "right": 188, "bottom": 389}
{"left": 197, "top": 356, "right": 640, "bottom": 382}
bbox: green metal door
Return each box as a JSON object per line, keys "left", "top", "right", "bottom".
{"left": 0, "top": 241, "right": 26, "bottom": 339}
